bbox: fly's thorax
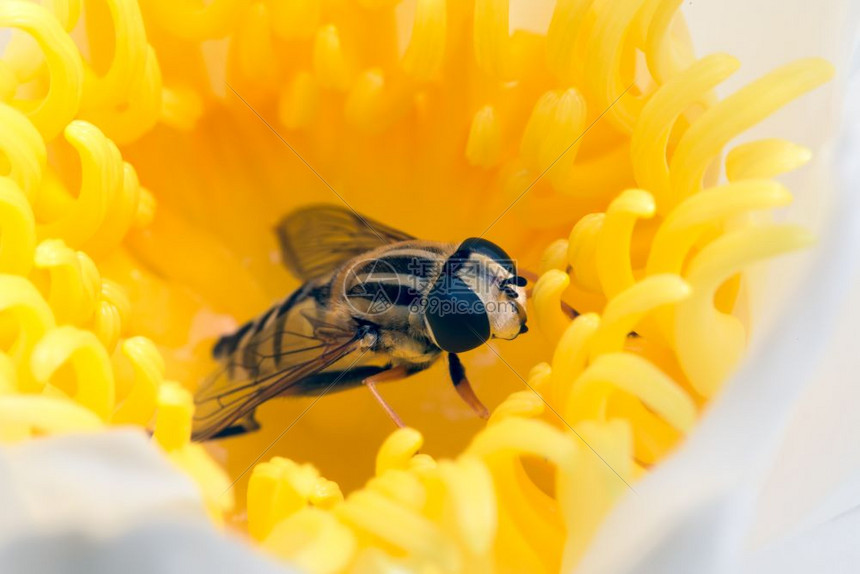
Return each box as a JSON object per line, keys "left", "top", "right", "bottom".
{"left": 333, "top": 240, "right": 455, "bottom": 325}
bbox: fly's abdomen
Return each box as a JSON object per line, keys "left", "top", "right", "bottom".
{"left": 193, "top": 279, "right": 364, "bottom": 440}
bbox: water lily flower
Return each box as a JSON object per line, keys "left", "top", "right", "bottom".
{"left": 0, "top": 0, "right": 856, "bottom": 573}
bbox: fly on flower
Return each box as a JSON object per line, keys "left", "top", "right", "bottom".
{"left": 191, "top": 205, "right": 529, "bottom": 441}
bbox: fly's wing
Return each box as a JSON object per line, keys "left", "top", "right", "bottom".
{"left": 191, "top": 313, "right": 367, "bottom": 441}
{"left": 275, "top": 204, "right": 415, "bottom": 281}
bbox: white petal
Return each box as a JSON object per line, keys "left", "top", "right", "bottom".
{"left": 0, "top": 430, "right": 292, "bottom": 573}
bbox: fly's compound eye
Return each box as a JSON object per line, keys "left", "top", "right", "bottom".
{"left": 455, "top": 237, "right": 516, "bottom": 275}
{"left": 424, "top": 267, "right": 490, "bottom": 353}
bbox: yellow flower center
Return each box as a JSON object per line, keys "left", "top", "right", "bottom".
{"left": 0, "top": 0, "right": 833, "bottom": 572}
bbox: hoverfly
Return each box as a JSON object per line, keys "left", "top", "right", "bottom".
{"left": 191, "top": 205, "right": 529, "bottom": 441}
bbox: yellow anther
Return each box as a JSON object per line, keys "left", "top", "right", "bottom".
{"left": 0, "top": 177, "right": 36, "bottom": 276}
{"left": 38, "top": 121, "right": 122, "bottom": 249}
{"left": 91, "top": 279, "right": 130, "bottom": 353}
{"left": 0, "top": 1, "right": 84, "bottom": 139}
{"left": 567, "top": 213, "right": 605, "bottom": 293}
{"left": 133, "top": 186, "right": 157, "bottom": 229}
{"left": 0, "top": 353, "right": 17, "bottom": 394}
{"left": 278, "top": 72, "right": 319, "bottom": 130}
{"left": 546, "top": 0, "right": 590, "bottom": 83}
{"left": 146, "top": 0, "right": 252, "bottom": 40}
{"left": 596, "top": 189, "right": 655, "bottom": 298}
{"left": 0, "top": 275, "right": 56, "bottom": 391}
{"left": 78, "top": 0, "right": 148, "bottom": 110}
{"left": 526, "top": 361, "right": 553, "bottom": 394}
{"left": 34, "top": 240, "right": 100, "bottom": 325}
{"left": 78, "top": 44, "right": 163, "bottom": 145}
{"left": 112, "top": 336, "right": 164, "bottom": 426}
{"left": 569, "top": 352, "right": 697, "bottom": 433}
{"left": 336, "top": 489, "right": 460, "bottom": 573}
{"left": 0, "top": 62, "right": 16, "bottom": 100}
{"left": 436, "top": 456, "right": 496, "bottom": 555}
{"left": 84, "top": 162, "right": 143, "bottom": 259}
{"left": 531, "top": 269, "right": 571, "bottom": 346}
{"left": 235, "top": 3, "right": 278, "bottom": 83}
{"left": 521, "top": 89, "right": 587, "bottom": 180}
{"left": 538, "top": 238, "right": 569, "bottom": 275}
{"left": 676, "top": 225, "right": 814, "bottom": 397}
{"left": 408, "top": 453, "right": 437, "bottom": 474}
{"left": 647, "top": 180, "right": 793, "bottom": 277}
{"left": 726, "top": 139, "right": 812, "bottom": 181}
{"left": 314, "top": 24, "right": 352, "bottom": 91}
{"left": 489, "top": 390, "right": 545, "bottom": 424}
{"left": 368, "top": 469, "right": 426, "bottom": 510}
{"left": 268, "top": 0, "right": 320, "bottom": 41}
{"left": 669, "top": 58, "right": 834, "bottom": 209}
{"left": 0, "top": 104, "right": 46, "bottom": 201}
{"left": 521, "top": 91, "right": 560, "bottom": 171}
{"left": 589, "top": 274, "right": 691, "bottom": 359}
{"left": 160, "top": 85, "right": 204, "bottom": 132}
{"left": 0, "top": 394, "right": 103, "bottom": 440}
{"left": 248, "top": 457, "right": 322, "bottom": 541}
{"left": 632, "top": 53, "right": 740, "bottom": 211}
{"left": 345, "top": 68, "right": 386, "bottom": 131}
{"left": 376, "top": 427, "right": 424, "bottom": 475}
{"left": 469, "top": 417, "right": 576, "bottom": 471}
{"left": 263, "top": 507, "right": 357, "bottom": 574}
{"left": 558, "top": 419, "right": 632, "bottom": 569}
{"left": 30, "top": 326, "right": 116, "bottom": 420}
{"left": 466, "top": 105, "right": 503, "bottom": 168}
{"left": 474, "top": 0, "right": 515, "bottom": 79}
{"left": 550, "top": 313, "right": 600, "bottom": 409}
{"left": 153, "top": 381, "right": 193, "bottom": 451}
{"left": 644, "top": 0, "right": 686, "bottom": 85}
{"left": 401, "top": 0, "right": 446, "bottom": 81}
{"left": 310, "top": 477, "right": 344, "bottom": 510}
{"left": 582, "top": 0, "right": 647, "bottom": 133}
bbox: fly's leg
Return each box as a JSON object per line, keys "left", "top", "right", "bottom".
{"left": 447, "top": 353, "right": 489, "bottom": 419}
{"left": 363, "top": 366, "right": 409, "bottom": 428}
